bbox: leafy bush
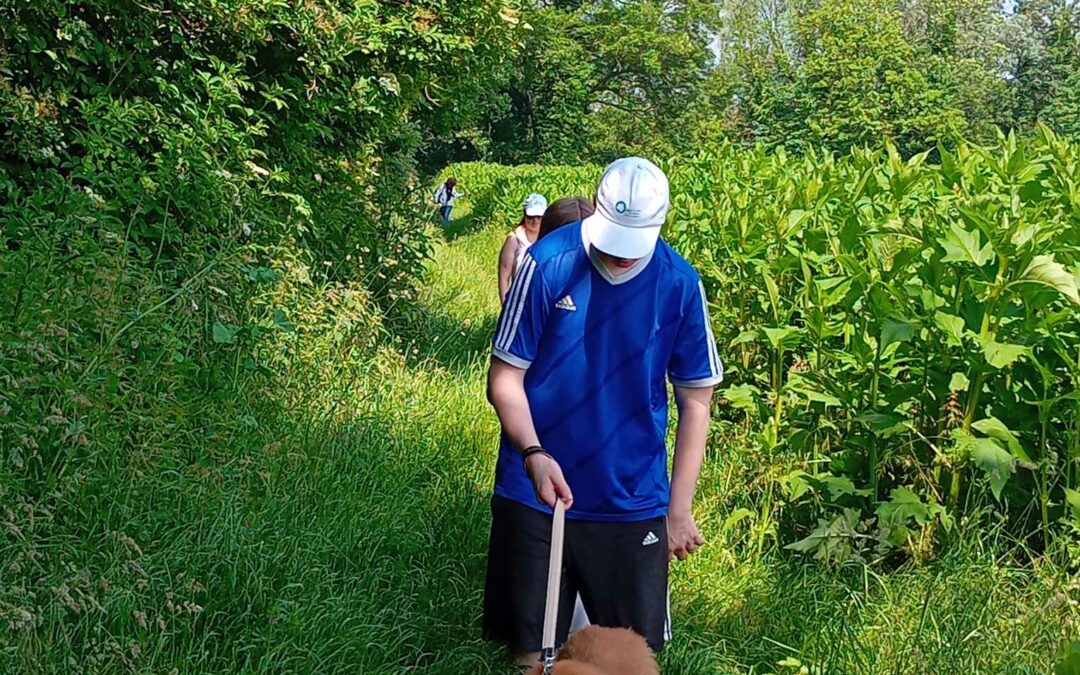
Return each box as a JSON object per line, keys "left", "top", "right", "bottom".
{"left": 0, "top": 1, "right": 520, "bottom": 667}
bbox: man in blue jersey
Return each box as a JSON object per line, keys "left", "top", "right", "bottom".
{"left": 482, "top": 157, "right": 723, "bottom": 664}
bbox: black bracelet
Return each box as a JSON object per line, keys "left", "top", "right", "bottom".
{"left": 521, "top": 446, "right": 550, "bottom": 467}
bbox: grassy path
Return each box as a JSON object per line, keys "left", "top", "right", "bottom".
{"left": 14, "top": 208, "right": 1069, "bottom": 674}
{"left": 339, "top": 210, "right": 1075, "bottom": 674}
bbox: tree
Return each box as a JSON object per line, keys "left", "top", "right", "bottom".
{"left": 795, "top": 0, "right": 968, "bottom": 154}
{"left": 1010, "top": 0, "right": 1080, "bottom": 136}
{"left": 484, "top": 7, "right": 596, "bottom": 164}
{"left": 1042, "top": 70, "right": 1080, "bottom": 138}
{"left": 478, "top": 0, "right": 719, "bottom": 164}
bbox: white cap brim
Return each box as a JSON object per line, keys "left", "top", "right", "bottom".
{"left": 583, "top": 211, "right": 661, "bottom": 259}
{"left": 524, "top": 206, "right": 546, "bottom": 217}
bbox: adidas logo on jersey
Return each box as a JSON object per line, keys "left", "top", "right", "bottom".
{"left": 555, "top": 295, "right": 577, "bottom": 311}
{"left": 642, "top": 531, "right": 660, "bottom": 546}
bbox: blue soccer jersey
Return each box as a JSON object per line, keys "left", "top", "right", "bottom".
{"left": 491, "top": 221, "right": 723, "bottom": 522}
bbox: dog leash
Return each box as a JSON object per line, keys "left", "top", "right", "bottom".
{"left": 541, "top": 498, "right": 567, "bottom": 675}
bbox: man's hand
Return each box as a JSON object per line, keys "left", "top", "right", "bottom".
{"left": 525, "top": 453, "right": 573, "bottom": 509}
{"left": 668, "top": 510, "right": 704, "bottom": 561}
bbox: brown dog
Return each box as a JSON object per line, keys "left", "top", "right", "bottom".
{"left": 525, "top": 626, "right": 660, "bottom": 675}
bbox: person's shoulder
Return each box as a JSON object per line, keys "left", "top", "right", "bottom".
{"left": 527, "top": 221, "right": 582, "bottom": 266}
{"left": 499, "top": 233, "right": 516, "bottom": 258}
{"left": 654, "top": 238, "right": 701, "bottom": 286}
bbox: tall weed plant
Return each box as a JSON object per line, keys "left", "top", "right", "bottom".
{"left": 445, "top": 129, "right": 1080, "bottom": 565}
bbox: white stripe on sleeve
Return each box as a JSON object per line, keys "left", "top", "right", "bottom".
{"left": 496, "top": 256, "right": 536, "bottom": 351}
{"left": 698, "top": 281, "right": 721, "bottom": 377}
{"left": 494, "top": 256, "right": 529, "bottom": 347}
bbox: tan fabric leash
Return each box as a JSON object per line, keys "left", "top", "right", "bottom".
{"left": 540, "top": 499, "right": 567, "bottom": 674}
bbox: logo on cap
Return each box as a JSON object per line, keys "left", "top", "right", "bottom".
{"left": 614, "top": 200, "right": 641, "bottom": 219}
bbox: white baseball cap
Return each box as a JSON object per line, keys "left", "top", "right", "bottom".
{"left": 583, "top": 157, "right": 669, "bottom": 259}
{"left": 524, "top": 193, "right": 548, "bottom": 217}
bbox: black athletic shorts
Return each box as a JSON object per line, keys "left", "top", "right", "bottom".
{"left": 482, "top": 495, "right": 670, "bottom": 654}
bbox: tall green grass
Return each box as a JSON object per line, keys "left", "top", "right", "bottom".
{"left": 2, "top": 204, "right": 1077, "bottom": 673}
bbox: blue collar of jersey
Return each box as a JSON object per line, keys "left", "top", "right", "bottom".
{"left": 579, "top": 221, "right": 654, "bottom": 285}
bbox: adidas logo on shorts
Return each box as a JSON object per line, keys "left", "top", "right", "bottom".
{"left": 642, "top": 531, "right": 660, "bottom": 546}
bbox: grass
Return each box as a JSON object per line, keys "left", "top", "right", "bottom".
{"left": 2, "top": 200, "right": 1077, "bottom": 674}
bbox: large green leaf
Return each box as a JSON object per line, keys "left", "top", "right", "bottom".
{"left": 812, "top": 474, "right": 872, "bottom": 500}
{"left": 853, "top": 411, "right": 909, "bottom": 437}
{"left": 814, "top": 276, "right": 853, "bottom": 307}
{"left": 1011, "top": 221, "right": 1039, "bottom": 248}
{"left": 1020, "top": 255, "right": 1080, "bottom": 306}
{"left": 980, "top": 338, "right": 1029, "bottom": 369}
{"left": 949, "top": 372, "right": 970, "bottom": 392}
{"left": 972, "top": 416, "right": 1031, "bottom": 462}
{"left": 939, "top": 223, "right": 994, "bottom": 266}
{"left": 1055, "top": 640, "right": 1080, "bottom": 675}
{"left": 969, "top": 438, "right": 1015, "bottom": 500}
{"left": 881, "top": 317, "right": 918, "bottom": 349}
{"left": 875, "top": 487, "right": 950, "bottom": 530}
{"left": 784, "top": 509, "right": 862, "bottom": 564}
{"left": 729, "top": 330, "right": 758, "bottom": 347}
{"left": 781, "top": 470, "right": 813, "bottom": 501}
{"left": 212, "top": 322, "right": 238, "bottom": 345}
{"left": 762, "top": 326, "right": 802, "bottom": 350}
{"left": 934, "top": 311, "right": 967, "bottom": 347}
{"left": 273, "top": 308, "right": 295, "bottom": 332}
{"left": 786, "top": 209, "right": 810, "bottom": 233}
{"left": 763, "top": 272, "right": 781, "bottom": 321}
{"left": 721, "top": 383, "right": 760, "bottom": 412}
{"left": 786, "top": 375, "right": 842, "bottom": 407}
{"left": 722, "top": 507, "right": 755, "bottom": 532}
{"left": 1064, "top": 489, "right": 1080, "bottom": 523}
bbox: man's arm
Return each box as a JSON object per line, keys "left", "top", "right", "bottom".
{"left": 487, "top": 357, "right": 573, "bottom": 507}
{"left": 669, "top": 384, "right": 713, "bottom": 561}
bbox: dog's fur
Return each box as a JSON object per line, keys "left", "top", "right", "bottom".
{"left": 525, "top": 626, "right": 659, "bottom": 675}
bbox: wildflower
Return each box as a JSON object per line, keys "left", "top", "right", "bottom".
{"left": 941, "top": 392, "right": 963, "bottom": 429}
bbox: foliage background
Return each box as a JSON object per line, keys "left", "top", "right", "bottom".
{"left": 444, "top": 0, "right": 1080, "bottom": 165}
{"left": 2, "top": 0, "right": 1080, "bottom": 671}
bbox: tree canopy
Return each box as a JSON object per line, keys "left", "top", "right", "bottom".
{"left": 450, "top": 0, "right": 1080, "bottom": 164}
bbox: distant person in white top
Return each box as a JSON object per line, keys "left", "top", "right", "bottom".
{"left": 498, "top": 193, "right": 547, "bottom": 304}
{"left": 434, "top": 176, "right": 462, "bottom": 224}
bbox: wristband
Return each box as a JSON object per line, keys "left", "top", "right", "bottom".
{"left": 521, "top": 446, "right": 550, "bottom": 468}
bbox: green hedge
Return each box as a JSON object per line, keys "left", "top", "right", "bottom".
{"left": 0, "top": 1, "right": 519, "bottom": 667}
{"left": 440, "top": 162, "right": 601, "bottom": 228}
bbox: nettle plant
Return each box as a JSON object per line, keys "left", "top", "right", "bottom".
{"left": 666, "top": 127, "right": 1080, "bottom": 563}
